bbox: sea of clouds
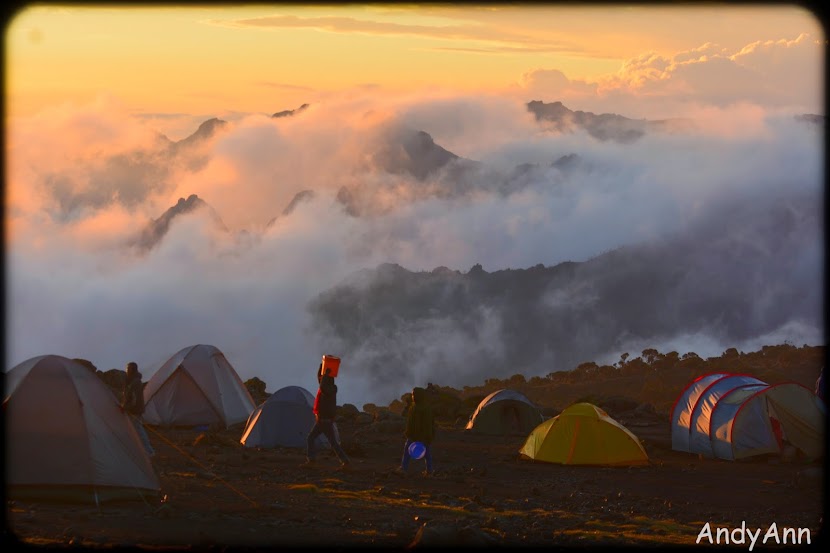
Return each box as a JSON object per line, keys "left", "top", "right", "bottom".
{"left": 5, "top": 32, "right": 824, "bottom": 405}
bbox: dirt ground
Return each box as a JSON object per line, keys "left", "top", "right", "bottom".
{"left": 5, "top": 412, "right": 826, "bottom": 550}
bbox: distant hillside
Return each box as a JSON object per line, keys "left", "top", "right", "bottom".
{"left": 445, "top": 344, "right": 824, "bottom": 416}
{"left": 309, "top": 194, "right": 821, "bottom": 390}
{"left": 368, "top": 344, "right": 825, "bottom": 424}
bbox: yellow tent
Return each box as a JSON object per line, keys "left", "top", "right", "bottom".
{"left": 519, "top": 402, "right": 649, "bottom": 466}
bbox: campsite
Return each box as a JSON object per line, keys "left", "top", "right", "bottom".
{"left": 5, "top": 4, "right": 825, "bottom": 550}
{"left": 4, "top": 344, "right": 825, "bottom": 549}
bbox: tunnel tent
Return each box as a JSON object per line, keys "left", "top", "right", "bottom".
{"left": 143, "top": 344, "right": 256, "bottom": 428}
{"left": 4, "top": 355, "right": 160, "bottom": 503}
{"left": 671, "top": 372, "right": 825, "bottom": 461}
{"left": 240, "top": 385, "right": 339, "bottom": 449}
{"left": 519, "top": 402, "right": 649, "bottom": 466}
{"left": 465, "top": 389, "right": 544, "bottom": 435}
{"left": 672, "top": 373, "right": 768, "bottom": 455}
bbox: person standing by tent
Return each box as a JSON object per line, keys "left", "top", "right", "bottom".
{"left": 398, "top": 386, "right": 436, "bottom": 475}
{"left": 122, "top": 362, "right": 155, "bottom": 457}
{"left": 306, "top": 364, "right": 350, "bottom": 468}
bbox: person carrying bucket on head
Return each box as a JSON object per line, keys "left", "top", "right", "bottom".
{"left": 397, "top": 386, "right": 436, "bottom": 476}
{"left": 305, "top": 356, "right": 350, "bottom": 468}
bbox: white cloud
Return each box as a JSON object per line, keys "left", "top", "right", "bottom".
{"left": 518, "top": 32, "right": 824, "bottom": 118}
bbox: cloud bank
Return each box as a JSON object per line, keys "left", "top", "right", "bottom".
{"left": 5, "top": 33, "right": 824, "bottom": 405}
{"left": 518, "top": 32, "right": 823, "bottom": 119}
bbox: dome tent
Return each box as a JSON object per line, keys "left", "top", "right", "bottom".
{"left": 4, "top": 355, "right": 160, "bottom": 503}
{"left": 520, "top": 402, "right": 648, "bottom": 466}
{"left": 465, "top": 389, "right": 544, "bottom": 435}
{"left": 143, "top": 344, "right": 256, "bottom": 428}
{"left": 240, "top": 385, "right": 339, "bottom": 449}
{"left": 671, "top": 372, "right": 825, "bottom": 461}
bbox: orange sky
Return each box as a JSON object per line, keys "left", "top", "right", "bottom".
{"left": 5, "top": 4, "right": 824, "bottom": 127}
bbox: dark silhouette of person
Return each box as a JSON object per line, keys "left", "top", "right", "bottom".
{"left": 398, "top": 387, "right": 436, "bottom": 475}
{"left": 122, "top": 361, "right": 155, "bottom": 457}
{"left": 306, "top": 364, "right": 350, "bottom": 467}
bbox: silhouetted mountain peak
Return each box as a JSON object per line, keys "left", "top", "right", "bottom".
{"left": 170, "top": 118, "right": 228, "bottom": 152}
{"left": 265, "top": 190, "right": 317, "bottom": 228}
{"left": 272, "top": 103, "right": 310, "bottom": 118}
{"left": 282, "top": 189, "right": 315, "bottom": 216}
{"left": 132, "top": 193, "right": 227, "bottom": 252}
{"left": 372, "top": 127, "right": 461, "bottom": 181}
{"left": 528, "top": 100, "right": 644, "bottom": 142}
{"left": 527, "top": 100, "right": 572, "bottom": 120}
{"left": 193, "top": 118, "right": 227, "bottom": 138}
{"left": 332, "top": 126, "right": 476, "bottom": 217}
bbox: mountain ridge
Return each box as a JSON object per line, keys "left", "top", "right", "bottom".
{"left": 526, "top": 100, "right": 696, "bottom": 142}
{"left": 307, "top": 193, "right": 821, "bottom": 388}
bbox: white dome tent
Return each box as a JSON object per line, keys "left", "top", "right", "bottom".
{"left": 143, "top": 344, "right": 256, "bottom": 428}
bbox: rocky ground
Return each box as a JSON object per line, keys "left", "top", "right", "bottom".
{"left": 5, "top": 402, "right": 825, "bottom": 550}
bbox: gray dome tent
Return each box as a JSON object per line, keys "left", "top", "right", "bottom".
{"left": 4, "top": 355, "right": 160, "bottom": 503}
{"left": 240, "top": 385, "right": 338, "bottom": 448}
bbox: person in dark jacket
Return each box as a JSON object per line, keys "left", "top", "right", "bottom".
{"left": 398, "top": 386, "right": 436, "bottom": 475}
{"left": 306, "top": 365, "right": 350, "bottom": 467}
{"left": 122, "top": 361, "right": 155, "bottom": 457}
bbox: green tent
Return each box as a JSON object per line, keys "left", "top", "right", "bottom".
{"left": 466, "top": 389, "right": 544, "bottom": 435}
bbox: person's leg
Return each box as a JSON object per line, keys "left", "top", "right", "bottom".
{"left": 307, "top": 421, "right": 324, "bottom": 461}
{"left": 424, "top": 444, "right": 433, "bottom": 473}
{"left": 400, "top": 439, "right": 413, "bottom": 471}
{"left": 321, "top": 420, "right": 350, "bottom": 465}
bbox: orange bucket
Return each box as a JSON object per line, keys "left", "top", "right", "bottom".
{"left": 321, "top": 355, "right": 341, "bottom": 378}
